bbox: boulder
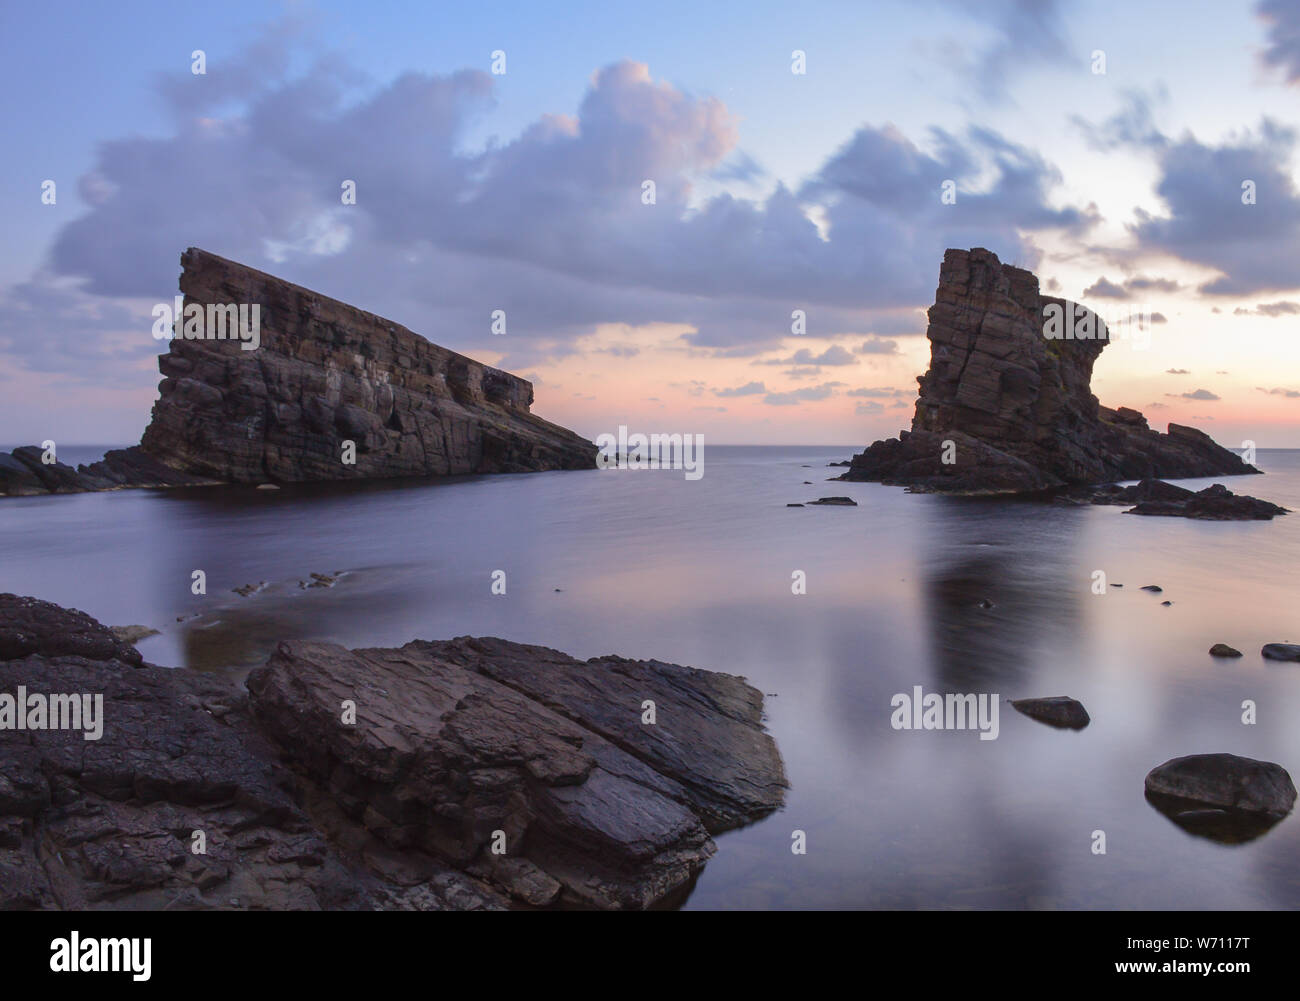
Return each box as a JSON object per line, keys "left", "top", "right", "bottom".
{"left": 1144, "top": 753, "right": 1297, "bottom": 818}
{"left": 1010, "top": 696, "right": 1090, "bottom": 730}
{"left": 1262, "top": 643, "right": 1300, "bottom": 662}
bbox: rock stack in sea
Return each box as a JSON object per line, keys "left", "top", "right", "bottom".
{"left": 842, "top": 248, "right": 1261, "bottom": 495}
{"left": 0, "top": 249, "right": 596, "bottom": 496}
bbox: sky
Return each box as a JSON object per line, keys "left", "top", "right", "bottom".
{"left": 1, "top": 0, "right": 1298, "bottom": 446}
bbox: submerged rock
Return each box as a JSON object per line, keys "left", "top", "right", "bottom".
{"left": 1262, "top": 643, "right": 1300, "bottom": 662}
{"left": 1144, "top": 753, "right": 1297, "bottom": 818}
{"left": 841, "top": 249, "right": 1260, "bottom": 495}
{"left": 1010, "top": 696, "right": 1090, "bottom": 730}
{"left": 807, "top": 496, "right": 858, "bottom": 506}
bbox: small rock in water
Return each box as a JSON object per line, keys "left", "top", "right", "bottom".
{"left": 1209, "top": 643, "right": 1242, "bottom": 658}
{"left": 1161, "top": 600, "right": 1173, "bottom": 606}
{"left": 803, "top": 481, "right": 812, "bottom": 485}
{"left": 110, "top": 624, "right": 160, "bottom": 645}
{"left": 1011, "top": 696, "right": 1090, "bottom": 730}
{"left": 1140, "top": 585, "right": 1163, "bottom": 593}
{"left": 786, "top": 503, "right": 805, "bottom": 507}
{"left": 1145, "top": 753, "right": 1297, "bottom": 818}
{"left": 808, "top": 496, "right": 857, "bottom": 506}
{"left": 232, "top": 581, "right": 267, "bottom": 597}
{"left": 1262, "top": 643, "right": 1300, "bottom": 662}
{"left": 976, "top": 598, "right": 995, "bottom": 610}
{"left": 1112, "top": 583, "right": 1124, "bottom": 588}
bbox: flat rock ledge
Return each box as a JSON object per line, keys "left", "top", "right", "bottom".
{"left": 0, "top": 594, "right": 784, "bottom": 910}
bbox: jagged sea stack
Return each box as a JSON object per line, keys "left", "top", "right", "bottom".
{"left": 843, "top": 248, "right": 1258, "bottom": 494}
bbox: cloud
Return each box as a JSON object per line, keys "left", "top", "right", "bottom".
{"left": 1125, "top": 120, "right": 1300, "bottom": 295}
{"left": 1171, "top": 388, "right": 1221, "bottom": 400}
{"left": 1235, "top": 300, "right": 1300, "bottom": 316}
{"left": 763, "top": 382, "right": 843, "bottom": 406}
{"left": 935, "top": 0, "right": 1072, "bottom": 103}
{"left": 1166, "top": 368, "right": 1190, "bottom": 374}
{"left": 855, "top": 336, "right": 900, "bottom": 354}
{"left": 0, "top": 20, "right": 1104, "bottom": 382}
{"left": 1084, "top": 275, "right": 1183, "bottom": 298}
{"left": 1259, "top": 0, "right": 1300, "bottom": 85}
{"left": 1257, "top": 386, "right": 1300, "bottom": 397}
{"left": 855, "top": 400, "right": 884, "bottom": 415}
{"left": 713, "top": 381, "right": 766, "bottom": 397}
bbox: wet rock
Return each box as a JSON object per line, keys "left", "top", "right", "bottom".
{"left": 1010, "top": 696, "right": 1090, "bottom": 730}
{"left": 1144, "top": 753, "right": 1297, "bottom": 818}
{"left": 246, "top": 636, "right": 787, "bottom": 909}
{"left": 1140, "top": 585, "right": 1163, "bottom": 593}
{"left": 1209, "top": 644, "right": 1242, "bottom": 658}
{"left": 786, "top": 503, "right": 804, "bottom": 507}
{"left": 1262, "top": 643, "right": 1300, "bottom": 662}
{"left": 1122, "top": 482, "right": 1287, "bottom": 521}
{"left": 807, "top": 496, "right": 858, "bottom": 506}
{"left": 109, "top": 625, "right": 160, "bottom": 645}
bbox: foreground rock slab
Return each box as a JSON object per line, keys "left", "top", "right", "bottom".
{"left": 1089, "top": 480, "right": 1288, "bottom": 520}
{"left": 1262, "top": 643, "right": 1300, "bottom": 662}
{"left": 0, "top": 594, "right": 782, "bottom": 910}
{"left": 841, "top": 249, "right": 1261, "bottom": 495}
{"left": 246, "top": 636, "right": 787, "bottom": 909}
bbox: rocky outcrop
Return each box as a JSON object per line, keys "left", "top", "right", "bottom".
{"left": 0, "top": 594, "right": 783, "bottom": 910}
{"left": 842, "top": 248, "right": 1261, "bottom": 495}
{"left": 1, "top": 249, "right": 595, "bottom": 496}
{"left": 245, "top": 636, "right": 787, "bottom": 909}
{"left": 1089, "top": 480, "right": 1288, "bottom": 520}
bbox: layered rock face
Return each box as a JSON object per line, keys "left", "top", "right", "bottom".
{"left": 0, "top": 594, "right": 784, "bottom": 910}
{"left": 246, "top": 636, "right": 787, "bottom": 909}
{"left": 0, "top": 249, "right": 595, "bottom": 495}
{"left": 843, "top": 248, "right": 1259, "bottom": 494}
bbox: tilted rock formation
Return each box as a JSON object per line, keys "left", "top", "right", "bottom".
{"left": 842, "top": 248, "right": 1260, "bottom": 495}
{"left": 0, "top": 594, "right": 784, "bottom": 910}
{"left": 246, "top": 636, "right": 787, "bottom": 909}
{"left": 0, "top": 248, "right": 595, "bottom": 496}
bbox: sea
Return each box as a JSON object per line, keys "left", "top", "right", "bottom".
{"left": 3, "top": 444, "right": 1299, "bottom": 909}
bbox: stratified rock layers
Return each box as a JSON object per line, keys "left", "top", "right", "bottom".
{"left": 139, "top": 248, "right": 596, "bottom": 483}
{"left": 844, "top": 248, "right": 1259, "bottom": 494}
{"left": 246, "top": 637, "right": 787, "bottom": 909}
{"left": 0, "top": 594, "right": 785, "bottom": 910}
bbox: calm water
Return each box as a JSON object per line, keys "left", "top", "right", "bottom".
{"left": 3, "top": 445, "right": 1300, "bottom": 909}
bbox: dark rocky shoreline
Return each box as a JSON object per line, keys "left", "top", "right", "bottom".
{"left": 0, "top": 593, "right": 786, "bottom": 910}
